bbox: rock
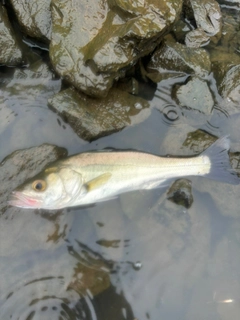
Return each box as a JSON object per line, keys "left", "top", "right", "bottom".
{"left": 146, "top": 39, "right": 211, "bottom": 83}
{"left": 181, "top": 130, "right": 216, "bottom": 154}
{"left": 0, "top": 144, "right": 67, "bottom": 215}
{"left": 219, "top": 65, "right": 240, "bottom": 106}
{"left": 176, "top": 77, "right": 214, "bottom": 115}
{"left": 211, "top": 51, "right": 240, "bottom": 87}
{"left": 159, "top": 124, "right": 199, "bottom": 156}
{"left": 49, "top": 0, "right": 183, "bottom": 97}
{"left": 48, "top": 87, "right": 150, "bottom": 141}
{"left": 185, "top": 28, "right": 212, "bottom": 47}
{"left": 211, "top": 52, "right": 240, "bottom": 114}
{"left": 167, "top": 179, "right": 193, "bottom": 208}
{"left": 172, "top": 19, "right": 191, "bottom": 43}
{"left": 218, "top": 8, "right": 240, "bottom": 53}
{"left": 9, "top": 0, "right": 51, "bottom": 41}
{"left": 184, "top": 0, "right": 222, "bottom": 47}
{"left": 217, "top": 0, "right": 240, "bottom": 7}
{"left": 180, "top": 130, "right": 240, "bottom": 218}
{"left": 0, "top": 5, "right": 23, "bottom": 66}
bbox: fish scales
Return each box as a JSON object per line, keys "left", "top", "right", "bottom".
{"left": 8, "top": 137, "right": 240, "bottom": 210}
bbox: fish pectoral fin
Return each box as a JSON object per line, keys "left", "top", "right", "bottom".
{"left": 84, "top": 173, "right": 112, "bottom": 192}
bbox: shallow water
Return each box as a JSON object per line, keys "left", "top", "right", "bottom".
{"left": 1, "top": 14, "right": 240, "bottom": 320}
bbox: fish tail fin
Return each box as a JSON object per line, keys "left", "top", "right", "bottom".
{"left": 203, "top": 136, "right": 240, "bottom": 185}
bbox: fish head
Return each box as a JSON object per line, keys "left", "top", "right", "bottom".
{"left": 9, "top": 166, "right": 85, "bottom": 209}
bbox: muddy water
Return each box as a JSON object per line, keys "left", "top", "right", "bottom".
{"left": 1, "top": 22, "right": 240, "bottom": 320}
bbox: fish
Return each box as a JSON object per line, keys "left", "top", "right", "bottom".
{"left": 8, "top": 136, "right": 239, "bottom": 210}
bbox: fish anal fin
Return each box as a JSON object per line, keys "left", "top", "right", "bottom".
{"left": 85, "top": 173, "right": 112, "bottom": 192}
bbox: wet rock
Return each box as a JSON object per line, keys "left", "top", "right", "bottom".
{"left": 160, "top": 124, "right": 198, "bottom": 156}
{"left": 184, "top": 0, "right": 222, "bottom": 47}
{"left": 0, "top": 5, "right": 23, "bottom": 66}
{"left": 218, "top": 8, "right": 240, "bottom": 53}
{"left": 146, "top": 39, "right": 211, "bottom": 83}
{"left": 185, "top": 28, "right": 212, "bottom": 47}
{"left": 181, "top": 130, "right": 240, "bottom": 218}
{"left": 176, "top": 77, "right": 214, "bottom": 115}
{"left": 48, "top": 87, "right": 150, "bottom": 141}
{"left": 211, "top": 53, "right": 240, "bottom": 113}
{"left": 0, "top": 144, "right": 67, "bottom": 215}
{"left": 211, "top": 51, "right": 240, "bottom": 87}
{"left": 167, "top": 179, "right": 193, "bottom": 208}
{"left": 9, "top": 0, "right": 51, "bottom": 41}
{"left": 172, "top": 19, "right": 191, "bottom": 43}
{"left": 181, "top": 130, "right": 216, "bottom": 154}
{"left": 217, "top": 0, "right": 240, "bottom": 7}
{"left": 210, "top": 12, "right": 240, "bottom": 116}
{"left": 49, "top": 0, "right": 183, "bottom": 97}
{"left": 219, "top": 65, "right": 240, "bottom": 106}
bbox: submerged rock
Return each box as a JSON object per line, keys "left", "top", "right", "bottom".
{"left": 49, "top": 0, "right": 182, "bottom": 97}
{"left": 0, "top": 144, "right": 67, "bottom": 215}
{"left": 219, "top": 8, "right": 240, "bottom": 53}
{"left": 0, "top": 5, "right": 23, "bottom": 66}
{"left": 181, "top": 130, "right": 240, "bottom": 218}
{"left": 9, "top": 0, "right": 51, "bottom": 41}
{"left": 176, "top": 77, "right": 214, "bottom": 115}
{"left": 48, "top": 87, "right": 150, "bottom": 141}
{"left": 219, "top": 65, "right": 240, "bottom": 106}
{"left": 211, "top": 50, "right": 240, "bottom": 114}
{"left": 184, "top": 0, "right": 222, "bottom": 48}
{"left": 217, "top": 0, "right": 240, "bottom": 7}
{"left": 146, "top": 39, "right": 211, "bottom": 83}
{"left": 167, "top": 179, "right": 193, "bottom": 209}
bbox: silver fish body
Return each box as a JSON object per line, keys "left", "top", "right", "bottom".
{"left": 9, "top": 137, "right": 239, "bottom": 210}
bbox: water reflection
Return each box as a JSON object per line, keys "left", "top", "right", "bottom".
{"left": 1, "top": 5, "right": 240, "bottom": 320}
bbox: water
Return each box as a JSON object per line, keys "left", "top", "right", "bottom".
{"left": 1, "top": 13, "right": 240, "bottom": 320}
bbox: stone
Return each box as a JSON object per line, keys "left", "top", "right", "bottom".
{"left": 146, "top": 39, "right": 211, "bottom": 83}
{"left": 0, "top": 5, "right": 23, "bottom": 66}
{"left": 49, "top": 0, "right": 183, "bottom": 97}
{"left": 184, "top": 0, "right": 222, "bottom": 47}
{"left": 167, "top": 179, "right": 193, "bottom": 209}
{"left": 10, "top": 0, "right": 51, "bottom": 41}
{"left": 176, "top": 77, "right": 214, "bottom": 115}
{"left": 48, "top": 87, "right": 150, "bottom": 141}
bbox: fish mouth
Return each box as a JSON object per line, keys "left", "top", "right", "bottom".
{"left": 8, "top": 191, "right": 42, "bottom": 208}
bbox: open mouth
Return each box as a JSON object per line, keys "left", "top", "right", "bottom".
{"left": 8, "top": 191, "right": 41, "bottom": 208}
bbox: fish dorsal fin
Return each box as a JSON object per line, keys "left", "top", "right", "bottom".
{"left": 84, "top": 173, "right": 112, "bottom": 192}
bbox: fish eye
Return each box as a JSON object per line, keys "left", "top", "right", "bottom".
{"left": 32, "top": 180, "right": 46, "bottom": 192}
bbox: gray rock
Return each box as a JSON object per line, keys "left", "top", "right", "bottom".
{"left": 180, "top": 130, "right": 240, "bottom": 218}
{"left": 176, "top": 77, "right": 214, "bottom": 115}
{"left": 219, "top": 8, "right": 240, "bottom": 53}
{"left": 167, "top": 179, "right": 193, "bottom": 209}
{"left": 0, "top": 5, "right": 23, "bottom": 66}
{"left": 0, "top": 144, "right": 67, "bottom": 215}
{"left": 217, "top": 0, "right": 240, "bottom": 7}
{"left": 146, "top": 38, "right": 211, "bottom": 83}
{"left": 49, "top": 0, "right": 182, "bottom": 97}
{"left": 219, "top": 64, "right": 240, "bottom": 105}
{"left": 10, "top": 0, "right": 51, "bottom": 41}
{"left": 48, "top": 87, "right": 150, "bottom": 141}
{"left": 185, "top": 0, "right": 222, "bottom": 48}
{"left": 185, "top": 28, "right": 211, "bottom": 47}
